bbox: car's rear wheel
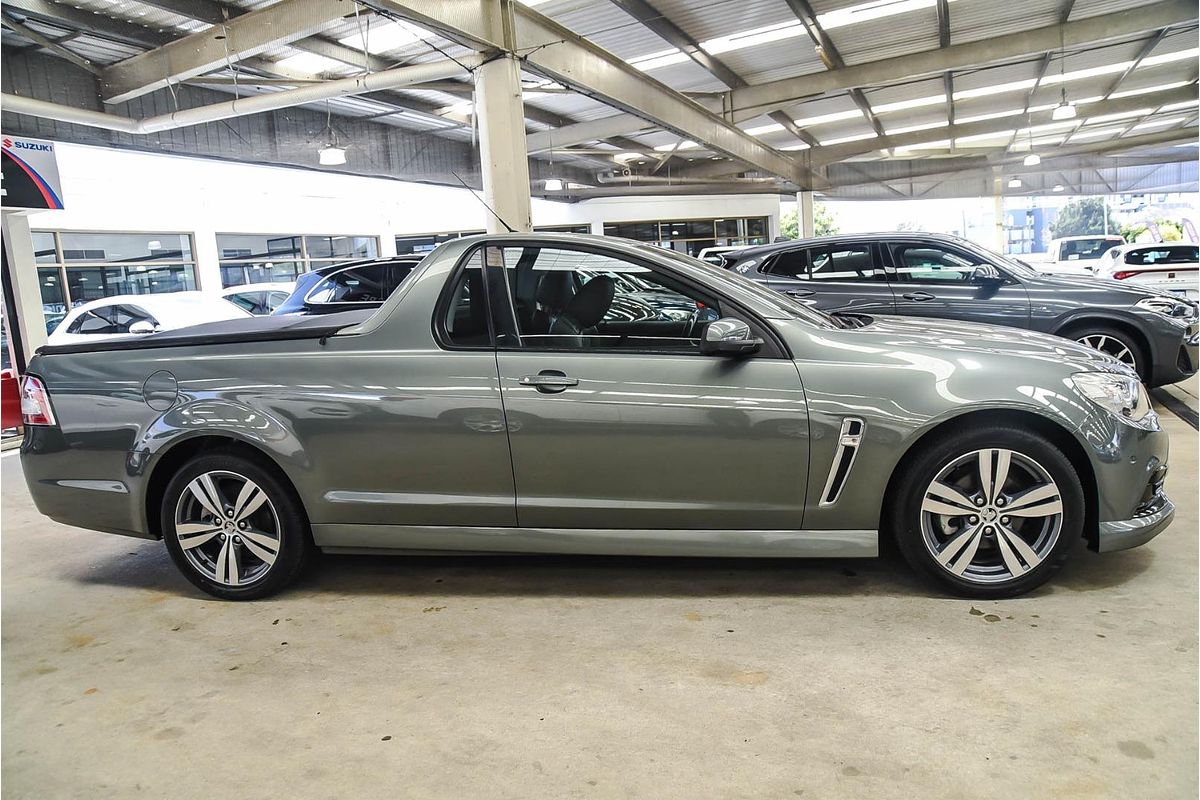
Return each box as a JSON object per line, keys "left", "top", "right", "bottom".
{"left": 892, "top": 427, "right": 1084, "bottom": 598}
{"left": 1068, "top": 324, "right": 1147, "bottom": 381}
{"left": 162, "top": 451, "right": 311, "bottom": 600}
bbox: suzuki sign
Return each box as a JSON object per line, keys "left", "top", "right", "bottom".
{"left": 1, "top": 134, "right": 65, "bottom": 210}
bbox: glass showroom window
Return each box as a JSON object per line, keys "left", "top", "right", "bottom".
{"left": 395, "top": 226, "right": 589, "bottom": 256}
{"left": 602, "top": 216, "right": 769, "bottom": 256}
{"left": 32, "top": 231, "right": 198, "bottom": 311}
{"left": 217, "top": 234, "right": 379, "bottom": 287}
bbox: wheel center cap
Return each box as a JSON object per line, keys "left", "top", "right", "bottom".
{"left": 981, "top": 507, "right": 998, "bottom": 523}
{"left": 224, "top": 521, "right": 236, "bottom": 532}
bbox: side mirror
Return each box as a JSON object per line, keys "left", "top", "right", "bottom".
{"left": 128, "top": 320, "right": 157, "bottom": 335}
{"left": 972, "top": 264, "right": 1004, "bottom": 283}
{"left": 699, "top": 318, "right": 763, "bottom": 357}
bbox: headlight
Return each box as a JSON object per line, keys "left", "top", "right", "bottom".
{"left": 1070, "top": 372, "right": 1158, "bottom": 430}
{"left": 1136, "top": 296, "right": 1196, "bottom": 320}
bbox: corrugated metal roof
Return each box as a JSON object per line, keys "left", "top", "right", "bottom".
{"left": 12, "top": 0, "right": 1198, "bottom": 192}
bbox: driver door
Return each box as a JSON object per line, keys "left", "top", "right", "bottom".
{"left": 486, "top": 242, "right": 810, "bottom": 531}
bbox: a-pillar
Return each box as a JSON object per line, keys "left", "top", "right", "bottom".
{"left": 475, "top": 0, "right": 533, "bottom": 233}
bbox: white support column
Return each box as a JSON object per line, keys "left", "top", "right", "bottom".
{"left": 191, "top": 226, "right": 222, "bottom": 291}
{"left": 797, "top": 191, "right": 816, "bottom": 238}
{"left": 475, "top": 1, "right": 532, "bottom": 233}
{"left": 993, "top": 172, "right": 1006, "bottom": 253}
{"left": 1, "top": 211, "right": 49, "bottom": 359}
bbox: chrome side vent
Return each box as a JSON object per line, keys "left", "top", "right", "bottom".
{"left": 819, "top": 417, "right": 865, "bottom": 507}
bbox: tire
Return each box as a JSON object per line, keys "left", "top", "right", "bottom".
{"left": 161, "top": 451, "right": 311, "bottom": 600}
{"left": 892, "top": 426, "right": 1084, "bottom": 599}
{"left": 1067, "top": 324, "right": 1148, "bottom": 382}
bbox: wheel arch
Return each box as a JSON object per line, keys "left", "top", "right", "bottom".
{"left": 881, "top": 408, "right": 1099, "bottom": 550}
{"left": 144, "top": 434, "right": 309, "bottom": 540}
{"left": 1052, "top": 313, "right": 1154, "bottom": 367}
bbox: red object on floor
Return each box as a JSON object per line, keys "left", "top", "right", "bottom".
{"left": 1, "top": 369, "right": 21, "bottom": 429}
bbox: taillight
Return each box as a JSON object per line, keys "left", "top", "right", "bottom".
{"left": 1113, "top": 270, "right": 1137, "bottom": 280}
{"left": 20, "top": 375, "right": 56, "bottom": 427}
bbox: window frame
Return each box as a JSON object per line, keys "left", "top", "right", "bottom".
{"left": 31, "top": 230, "right": 200, "bottom": 308}
{"left": 437, "top": 239, "right": 788, "bottom": 360}
{"left": 431, "top": 249, "right": 497, "bottom": 352}
{"left": 882, "top": 239, "right": 1016, "bottom": 286}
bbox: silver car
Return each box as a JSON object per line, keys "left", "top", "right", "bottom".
{"left": 19, "top": 233, "right": 1174, "bottom": 600}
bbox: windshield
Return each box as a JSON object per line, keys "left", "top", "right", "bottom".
{"left": 636, "top": 244, "right": 839, "bottom": 329}
{"left": 1059, "top": 238, "right": 1121, "bottom": 261}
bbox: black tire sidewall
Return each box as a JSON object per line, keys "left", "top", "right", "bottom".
{"left": 893, "top": 427, "right": 1084, "bottom": 599}
{"left": 161, "top": 451, "right": 310, "bottom": 600}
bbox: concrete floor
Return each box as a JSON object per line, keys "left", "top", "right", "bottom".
{"left": 2, "top": 393, "right": 1197, "bottom": 800}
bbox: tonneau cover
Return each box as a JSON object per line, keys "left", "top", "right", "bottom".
{"left": 38, "top": 309, "right": 374, "bottom": 356}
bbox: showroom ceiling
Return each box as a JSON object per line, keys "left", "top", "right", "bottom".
{"left": 1, "top": 0, "right": 1196, "bottom": 199}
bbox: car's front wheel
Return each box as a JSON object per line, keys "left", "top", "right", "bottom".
{"left": 1068, "top": 324, "right": 1147, "bottom": 381}
{"left": 893, "top": 427, "right": 1084, "bottom": 598}
{"left": 161, "top": 451, "right": 311, "bottom": 600}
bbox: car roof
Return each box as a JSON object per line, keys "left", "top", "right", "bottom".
{"left": 724, "top": 230, "right": 978, "bottom": 259}
{"left": 308, "top": 255, "right": 424, "bottom": 276}
{"left": 1050, "top": 235, "right": 1124, "bottom": 242}
{"left": 69, "top": 291, "right": 233, "bottom": 312}
{"left": 222, "top": 282, "right": 295, "bottom": 294}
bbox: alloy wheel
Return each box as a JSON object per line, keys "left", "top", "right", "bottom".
{"left": 919, "top": 448, "right": 1063, "bottom": 584}
{"left": 174, "top": 470, "right": 282, "bottom": 586}
{"left": 1076, "top": 333, "right": 1137, "bottom": 372}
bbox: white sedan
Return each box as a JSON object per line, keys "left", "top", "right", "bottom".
{"left": 1094, "top": 243, "right": 1199, "bottom": 300}
{"left": 48, "top": 292, "right": 252, "bottom": 346}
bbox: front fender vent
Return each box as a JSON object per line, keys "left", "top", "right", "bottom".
{"left": 819, "top": 417, "right": 865, "bottom": 507}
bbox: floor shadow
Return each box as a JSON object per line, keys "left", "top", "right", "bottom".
{"left": 67, "top": 539, "right": 931, "bottom": 599}
{"left": 66, "top": 536, "right": 1156, "bottom": 601}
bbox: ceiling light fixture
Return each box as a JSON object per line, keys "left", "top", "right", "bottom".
{"left": 544, "top": 179, "right": 564, "bottom": 191}
{"left": 1051, "top": 25, "right": 1076, "bottom": 121}
{"left": 318, "top": 104, "right": 347, "bottom": 166}
{"left": 1022, "top": 122, "right": 1040, "bottom": 166}
{"left": 318, "top": 146, "right": 347, "bottom": 166}
{"left": 1053, "top": 185, "right": 1065, "bottom": 192}
{"left": 1007, "top": 178, "right": 1022, "bottom": 188}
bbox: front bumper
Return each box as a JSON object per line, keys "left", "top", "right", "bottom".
{"left": 1150, "top": 318, "right": 1198, "bottom": 387}
{"left": 1097, "top": 498, "right": 1175, "bottom": 553}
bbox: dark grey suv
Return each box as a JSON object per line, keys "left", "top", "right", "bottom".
{"left": 722, "top": 232, "right": 1199, "bottom": 387}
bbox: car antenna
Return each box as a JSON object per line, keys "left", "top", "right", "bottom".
{"left": 450, "top": 171, "right": 516, "bottom": 233}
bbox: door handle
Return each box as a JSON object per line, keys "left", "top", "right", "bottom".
{"left": 519, "top": 371, "right": 579, "bottom": 393}
{"left": 902, "top": 291, "right": 935, "bottom": 302}
{"left": 784, "top": 288, "right": 815, "bottom": 298}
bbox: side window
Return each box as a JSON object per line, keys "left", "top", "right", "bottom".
{"left": 765, "top": 250, "right": 809, "bottom": 278}
{"left": 267, "top": 291, "right": 291, "bottom": 311}
{"left": 499, "top": 245, "right": 722, "bottom": 353}
{"left": 808, "top": 245, "right": 881, "bottom": 282}
{"left": 67, "top": 304, "right": 151, "bottom": 334}
{"left": 441, "top": 252, "right": 491, "bottom": 348}
{"left": 889, "top": 243, "right": 981, "bottom": 283}
{"left": 225, "top": 292, "right": 261, "bottom": 314}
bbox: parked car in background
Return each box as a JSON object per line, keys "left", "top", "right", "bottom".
{"left": 1041, "top": 235, "right": 1125, "bottom": 274}
{"left": 272, "top": 256, "right": 423, "bottom": 316}
{"left": 21, "top": 233, "right": 1175, "bottom": 601}
{"left": 697, "top": 245, "right": 746, "bottom": 265}
{"left": 222, "top": 282, "right": 295, "bottom": 315}
{"left": 1093, "top": 243, "right": 1198, "bottom": 301}
{"left": 722, "top": 232, "right": 1199, "bottom": 387}
{"left": 47, "top": 292, "right": 252, "bottom": 347}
